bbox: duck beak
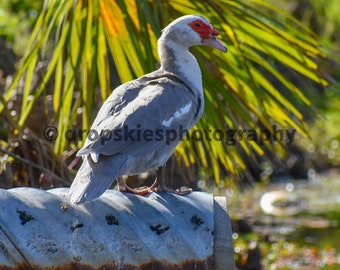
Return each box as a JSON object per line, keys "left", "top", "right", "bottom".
{"left": 202, "top": 29, "right": 227, "bottom": 52}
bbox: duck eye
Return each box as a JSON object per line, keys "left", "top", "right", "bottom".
{"left": 195, "top": 23, "right": 201, "bottom": 27}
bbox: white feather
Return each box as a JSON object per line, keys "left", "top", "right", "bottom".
{"left": 162, "top": 101, "right": 192, "bottom": 127}
{"left": 159, "top": 40, "right": 203, "bottom": 95}
{"left": 90, "top": 152, "right": 99, "bottom": 163}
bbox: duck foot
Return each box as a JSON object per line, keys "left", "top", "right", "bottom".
{"left": 150, "top": 166, "right": 193, "bottom": 195}
{"left": 117, "top": 167, "right": 193, "bottom": 196}
{"left": 117, "top": 177, "right": 152, "bottom": 196}
{"left": 152, "top": 185, "right": 193, "bottom": 195}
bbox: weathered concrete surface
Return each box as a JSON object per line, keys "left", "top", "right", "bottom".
{"left": 0, "top": 188, "right": 235, "bottom": 269}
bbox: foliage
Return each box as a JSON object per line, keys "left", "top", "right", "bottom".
{"left": 0, "top": 0, "right": 41, "bottom": 55}
{"left": 294, "top": 89, "right": 340, "bottom": 169}
{"left": 264, "top": 0, "right": 340, "bottom": 176}
{"left": 311, "top": 0, "right": 340, "bottom": 43}
{"left": 0, "top": 0, "right": 329, "bottom": 183}
{"left": 271, "top": 0, "right": 340, "bottom": 47}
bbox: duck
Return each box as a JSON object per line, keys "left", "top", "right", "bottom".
{"left": 69, "top": 15, "right": 227, "bottom": 204}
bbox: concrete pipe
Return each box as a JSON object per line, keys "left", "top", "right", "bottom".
{"left": 0, "top": 188, "right": 235, "bottom": 269}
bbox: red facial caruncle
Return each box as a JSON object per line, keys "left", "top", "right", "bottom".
{"left": 189, "top": 19, "right": 220, "bottom": 39}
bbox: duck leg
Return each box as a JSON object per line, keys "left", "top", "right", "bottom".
{"left": 117, "top": 167, "right": 192, "bottom": 195}
{"left": 117, "top": 177, "right": 152, "bottom": 196}
{"left": 153, "top": 166, "right": 193, "bottom": 195}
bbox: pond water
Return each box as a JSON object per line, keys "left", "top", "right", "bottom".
{"left": 224, "top": 170, "right": 340, "bottom": 269}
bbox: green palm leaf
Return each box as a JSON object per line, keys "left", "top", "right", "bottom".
{"left": 0, "top": 0, "right": 328, "bottom": 182}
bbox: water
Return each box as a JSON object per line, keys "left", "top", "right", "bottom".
{"left": 226, "top": 171, "right": 340, "bottom": 269}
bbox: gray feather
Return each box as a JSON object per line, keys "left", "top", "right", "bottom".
{"left": 69, "top": 154, "right": 131, "bottom": 204}
{"left": 70, "top": 71, "right": 203, "bottom": 204}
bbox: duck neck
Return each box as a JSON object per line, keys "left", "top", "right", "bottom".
{"left": 158, "top": 37, "right": 203, "bottom": 95}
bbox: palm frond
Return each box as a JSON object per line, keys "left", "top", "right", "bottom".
{"left": 0, "top": 0, "right": 329, "bottom": 182}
